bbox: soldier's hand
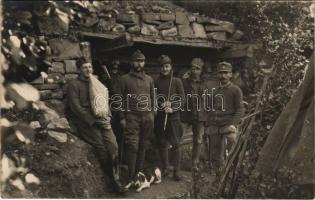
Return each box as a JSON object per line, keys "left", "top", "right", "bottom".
{"left": 95, "top": 119, "right": 111, "bottom": 130}
{"left": 162, "top": 101, "right": 171, "bottom": 108}
{"left": 120, "top": 119, "right": 126, "bottom": 130}
{"left": 228, "top": 125, "right": 237, "bottom": 133}
{"left": 164, "top": 107, "right": 173, "bottom": 114}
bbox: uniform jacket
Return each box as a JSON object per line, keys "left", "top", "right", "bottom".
{"left": 66, "top": 76, "right": 97, "bottom": 126}
{"left": 208, "top": 81, "right": 244, "bottom": 126}
{"left": 181, "top": 77, "right": 218, "bottom": 123}
{"left": 118, "top": 70, "right": 155, "bottom": 119}
{"left": 154, "top": 74, "right": 185, "bottom": 120}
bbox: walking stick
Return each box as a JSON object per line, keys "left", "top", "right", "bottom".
{"left": 163, "top": 70, "right": 174, "bottom": 131}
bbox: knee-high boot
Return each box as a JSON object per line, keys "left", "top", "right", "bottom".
{"left": 192, "top": 143, "right": 202, "bottom": 171}
{"left": 173, "top": 147, "right": 182, "bottom": 181}
{"left": 159, "top": 148, "right": 170, "bottom": 177}
{"left": 126, "top": 150, "right": 137, "bottom": 181}
{"left": 109, "top": 155, "right": 126, "bottom": 194}
{"left": 135, "top": 147, "right": 146, "bottom": 173}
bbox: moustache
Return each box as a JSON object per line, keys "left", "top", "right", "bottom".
{"left": 134, "top": 67, "right": 143, "bottom": 71}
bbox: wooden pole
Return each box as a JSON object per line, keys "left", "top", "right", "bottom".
{"left": 163, "top": 70, "right": 173, "bottom": 131}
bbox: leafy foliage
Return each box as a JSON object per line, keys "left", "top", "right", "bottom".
{"left": 176, "top": 1, "right": 314, "bottom": 198}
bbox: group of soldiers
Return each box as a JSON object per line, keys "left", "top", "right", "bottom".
{"left": 66, "top": 49, "right": 244, "bottom": 194}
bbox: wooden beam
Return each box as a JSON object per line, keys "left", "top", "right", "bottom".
{"left": 220, "top": 44, "right": 258, "bottom": 58}
{"left": 77, "top": 31, "right": 238, "bottom": 49}
{"left": 132, "top": 36, "right": 224, "bottom": 49}
{"left": 101, "top": 33, "right": 134, "bottom": 52}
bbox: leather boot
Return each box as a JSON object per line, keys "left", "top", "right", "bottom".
{"left": 159, "top": 148, "right": 171, "bottom": 177}
{"left": 109, "top": 155, "right": 127, "bottom": 194}
{"left": 173, "top": 147, "right": 182, "bottom": 181}
{"left": 135, "top": 146, "right": 146, "bottom": 173}
{"left": 192, "top": 143, "right": 202, "bottom": 172}
{"left": 126, "top": 150, "right": 137, "bottom": 181}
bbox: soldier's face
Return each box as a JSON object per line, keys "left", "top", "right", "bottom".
{"left": 111, "top": 65, "right": 119, "bottom": 74}
{"left": 161, "top": 63, "right": 172, "bottom": 76}
{"left": 133, "top": 60, "right": 145, "bottom": 72}
{"left": 190, "top": 66, "right": 202, "bottom": 79}
{"left": 80, "top": 63, "right": 93, "bottom": 78}
{"left": 218, "top": 71, "right": 232, "bottom": 84}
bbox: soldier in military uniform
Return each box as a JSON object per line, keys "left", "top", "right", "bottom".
{"left": 66, "top": 58, "right": 125, "bottom": 194}
{"left": 207, "top": 61, "right": 244, "bottom": 181}
{"left": 181, "top": 58, "right": 212, "bottom": 172}
{"left": 154, "top": 55, "right": 185, "bottom": 181}
{"left": 118, "top": 50, "right": 155, "bottom": 185}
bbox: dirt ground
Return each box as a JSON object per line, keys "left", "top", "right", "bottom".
{"left": 2, "top": 127, "right": 217, "bottom": 199}
{"left": 106, "top": 170, "right": 216, "bottom": 199}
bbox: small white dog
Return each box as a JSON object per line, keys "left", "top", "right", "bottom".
{"left": 125, "top": 167, "right": 162, "bottom": 192}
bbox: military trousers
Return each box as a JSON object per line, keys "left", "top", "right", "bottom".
{"left": 191, "top": 121, "right": 208, "bottom": 168}
{"left": 207, "top": 124, "right": 238, "bottom": 173}
{"left": 155, "top": 116, "right": 183, "bottom": 149}
{"left": 124, "top": 111, "right": 154, "bottom": 175}
{"left": 68, "top": 117, "right": 119, "bottom": 170}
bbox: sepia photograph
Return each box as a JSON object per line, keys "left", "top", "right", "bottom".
{"left": 0, "top": 0, "right": 314, "bottom": 198}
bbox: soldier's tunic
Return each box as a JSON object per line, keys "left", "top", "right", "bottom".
{"left": 119, "top": 71, "right": 155, "bottom": 177}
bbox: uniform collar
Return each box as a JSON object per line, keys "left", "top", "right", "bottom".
{"left": 219, "top": 81, "right": 232, "bottom": 88}
{"left": 190, "top": 77, "right": 201, "bottom": 83}
{"left": 130, "top": 70, "right": 145, "bottom": 80}
{"left": 159, "top": 73, "right": 171, "bottom": 79}
{"left": 79, "top": 75, "right": 90, "bottom": 82}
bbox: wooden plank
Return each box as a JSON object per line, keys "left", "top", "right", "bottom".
{"left": 78, "top": 31, "right": 226, "bottom": 49}
{"left": 132, "top": 37, "right": 224, "bottom": 49}
{"left": 220, "top": 44, "right": 257, "bottom": 58}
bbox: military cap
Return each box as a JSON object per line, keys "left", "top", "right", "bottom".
{"left": 191, "top": 58, "right": 204, "bottom": 69}
{"left": 217, "top": 61, "right": 232, "bottom": 72}
{"left": 158, "top": 55, "right": 172, "bottom": 65}
{"left": 76, "top": 57, "right": 90, "bottom": 68}
{"left": 131, "top": 50, "right": 146, "bottom": 61}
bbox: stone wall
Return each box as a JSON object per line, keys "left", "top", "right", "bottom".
{"left": 3, "top": 1, "right": 246, "bottom": 107}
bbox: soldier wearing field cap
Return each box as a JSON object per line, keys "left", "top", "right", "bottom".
{"left": 118, "top": 50, "right": 155, "bottom": 187}
{"left": 207, "top": 61, "right": 244, "bottom": 182}
{"left": 154, "top": 55, "right": 185, "bottom": 181}
{"left": 181, "top": 58, "right": 212, "bottom": 172}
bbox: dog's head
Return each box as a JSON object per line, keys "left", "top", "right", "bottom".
{"left": 134, "top": 172, "right": 146, "bottom": 188}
